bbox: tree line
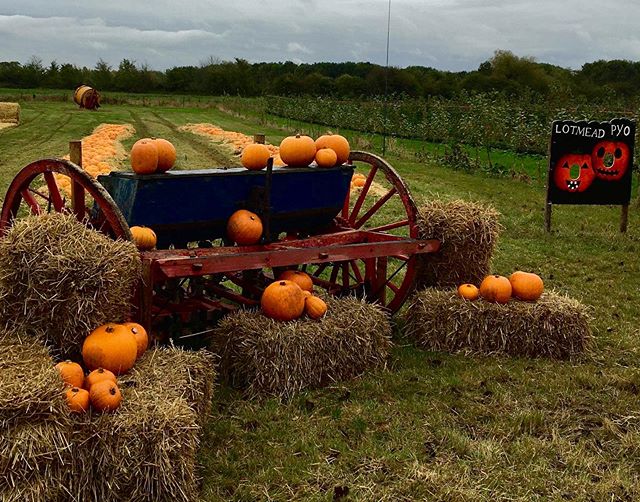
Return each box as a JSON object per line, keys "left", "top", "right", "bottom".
{"left": 1, "top": 51, "right": 640, "bottom": 103}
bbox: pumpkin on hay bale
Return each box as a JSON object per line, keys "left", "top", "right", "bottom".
{"left": 404, "top": 289, "right": 592, "bottom": 359}
{"left": 212, "top": 296, "right": 392, "bottom": 399}
{"left": 0, "top": 213, "right": 141, "bottom": 355}
{"left": 415, "top": 199, "right": 501, "bottom": 289}
{"left": 0, "top": 340, "right": 216, "bottom": 502}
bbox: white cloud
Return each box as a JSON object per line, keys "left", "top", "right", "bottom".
{"left": 287, "top": 42, "right": 312, "bottom": 55}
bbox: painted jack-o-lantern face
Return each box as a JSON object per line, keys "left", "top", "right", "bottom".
{"left": 554, "top": 153, "right": 595, "bottom": 193}
{"left": 591, "top": 141, "right": 630, "bottom": 181}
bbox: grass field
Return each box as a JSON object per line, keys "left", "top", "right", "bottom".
{"left": 1, "top": 96, "right": 640, "bottom": 501}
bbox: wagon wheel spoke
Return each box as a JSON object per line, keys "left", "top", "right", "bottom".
{"left": 21, "top": 189, "right": 42, "bottom": 215}
{"left": 43, "top": 171, "right": 65, "bottom": 212}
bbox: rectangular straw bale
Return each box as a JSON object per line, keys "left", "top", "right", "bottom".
{"left": 415, "top": 199, "right": 501, "bottom": 288}
{"left": 0, "top": 332, "right": 69, "bottom": 428}
{"left": 0, "top": 102, "right": 20, "bottom": 124}
{"left": 405, "top": 289, "right": 592, "bottom": 359}
{"left": 212, "top": 296, "right": 392, "bottom": 399}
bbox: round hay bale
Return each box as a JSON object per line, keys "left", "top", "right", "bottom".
{"left": 415, "top": 199, "right": 501, "bottom": 289}
{"left": 211, "top": 296, "right": 392, "bottom": 399}
{"left": 0, "top": 214, "right": 141, "bottom": 355}
{"left": 404, "top": 289, "right": 592, "bottom": 359}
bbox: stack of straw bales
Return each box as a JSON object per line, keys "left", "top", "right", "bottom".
{"left": 0, "top": 102, "right": 20, "bottom": 130}
{"left": 213, "top": 296, "right": 392, "bottom": 399}
{"left": 0, "top": 214, "right": 141, "bottom": 356}
{"left": 415, "top": 199, "right": 501, "bottom": 288}
{"left": 404, "top": 289, "right": 592, "bottom": 359}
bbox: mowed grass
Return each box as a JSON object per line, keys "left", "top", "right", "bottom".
{"left": 1, "top": 98, "right": 640, "bottom": 501}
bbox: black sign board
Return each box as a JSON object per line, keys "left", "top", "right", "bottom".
{"left": 545, "top": 118, "right": 635, "bottom": 231}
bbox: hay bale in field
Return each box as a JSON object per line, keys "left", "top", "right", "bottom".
{"left": 0, "top": 213, "right": 141, "bottom": 355}
{"left": 0, "top": 102, "right": 20, "bottom": 130}
{"left": 212, "top": 296, "right": 392, "bottom": 399}
{"left": 0, "top": 333, "right": 69, "bottom": 428}
{"left": 404, "top": 289, "right": 592, "bottom": 359}
{"left": 415, "top": 199, "right": 501, "bottom": 289}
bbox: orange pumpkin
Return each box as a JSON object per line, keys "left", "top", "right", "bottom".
{"left": 130, "top": 138, "right": 158, "bottom": 174}
{"left": 260, "top": 280, "right": 306, "bottom": 321}
{"left": 305, "top": 295, "right": 328, "bottom": 319}
{"left": 352, "top": 177, "right": 366, "bottom": 188}
{"left": 315, "top": 133, "right": 350, "bottom": 165}
{"left": 509, "top": 271, "right": 544, "bottom": 301}
{"left": 66, "top": 387, "right": 90, "bottom": 413}
{"left": 226, "top": 209, "right": 263, "bottom": 245}
{"left": 90, "top": 380, "right": 122, "bottom": 412}
{"left": 130, "top": 226, "right": 157, "bottom": 250}
{"left": 279, "top": 134, "right": 316, "bottom": 167}
{"left": 154, "top": 138, "right": 176, "bottom": 172}
{"left": 315, "top": 147, "right": 338, "bottom": 168}
{"left": 84, "top": 367, "right": 117, "bottom": 390}
{"left": 82, "top": 323, "right": 138, "bottom": 375}
{"left": 123, "top": 322, "right": 148, "bottom": 359}
{"left": 55, "top": 360, "right": 85, "bottom": 388}
{"left": 278, "top": 270, "right": 313, "bottom": 292}
{"left": 479, "top": 275, "right": 512, "bottom": 304}
{"left": 457, "top": 284, "right": 479, "bottom": 301}
{"left": 241, "top": 143, "right": 271, "bottom": 170}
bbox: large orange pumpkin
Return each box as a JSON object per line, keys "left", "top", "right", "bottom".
{"left": 509, "top": 271, "right": 544, "bottom": 301}
{"left": 315, "top": 133, "right": 350, "bottom": 165}
{"left": 279, "top": 134, "right": 316, "bottom": 167}
{"left": 55, "top": 360, "right": 85, "bottom": 388}
{"left": 84, "top": 367, "right": 117, "bottom": 390}
{"left": 305, "top": 295, "right": 328, "bottom": 319}
{"left": 315, "top": 147, "right": 338, "bottom": 168}
{"left": 479, "top": 275, "right": 512, "bottom": 304}
{"left": 154, "top": 138, "right": 176, "bottom": 172}
{"left": 130, "top": 226, "right": 157, "bottom": 250}
{"left": 261, "top": 280, "right": 306, "bottom": 321}
{"left": 90, "top": 380, "right": 122, "bottom": 412}
{"left": 457, "top": 284, "right": 479, "bottom": 301}
{"left": 278, "top": 270, "right": 313, "bottom": 292}
{"left": 226, "top": 209, "right": 263, "bottom": 245}
{"left": 130, "top": 138, "right": 158, "bottom": 174}
{"left": 241, "top": 143, "right": 271, "bottom": 170}
{"left": 123, "top": 322, "right": 148, "bottom": 359}
{"left": 82, "top": 323, "right": 138, "bottom": 375}
{"left": 66, "top": 387, "right": 90, "bottom": 414}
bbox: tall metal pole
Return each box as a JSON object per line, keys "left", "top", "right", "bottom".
{"left": 382, "top": 0, "right": 391, "bottom": 156}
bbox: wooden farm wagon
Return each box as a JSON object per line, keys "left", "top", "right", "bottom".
{"left": 0, "top": 143, "right": 440, "bottom": 336}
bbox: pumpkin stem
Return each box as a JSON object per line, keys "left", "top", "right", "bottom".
{"left": 279, "top": 281, "right": 287, "bottom": 286}
{"left": 105, "top": 325, "right": 115, "bottom": 333}
{"left": 109, "top": 387, "right": 116, "bottom": 396}
{"left": 71, "top": 387, "right": 80, "bottom": 393}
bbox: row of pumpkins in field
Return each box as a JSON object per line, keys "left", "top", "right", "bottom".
{"left": 128, "top": 133, "right": 351, "bottom": 174}
{"left": 458, "top": 271, "right": 544, "bottom": 303}
{"left": 56, "top": 322, "right": 149, "bottom": 414}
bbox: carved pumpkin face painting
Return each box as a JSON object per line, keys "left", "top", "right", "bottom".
{"left": 553, "top": 153, "right": 595, "bottom": 193}
{"left": 591, "top": 141, "right": 630, "bottom": 181}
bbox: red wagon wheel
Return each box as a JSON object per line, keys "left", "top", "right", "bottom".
{"left": 303, "top": 150, "right": 420, "bottom": 313}
{"left": 0, "top": 158, "right": 131, "bottom": 240}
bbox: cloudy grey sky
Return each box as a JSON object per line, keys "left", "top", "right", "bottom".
{"left": 1, "top": 0, "right": 639, "bottom": 71}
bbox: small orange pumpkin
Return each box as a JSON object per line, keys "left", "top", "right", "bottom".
{"left": 278, "top": 270, "right": 313, "bottom": 292}
{"left": 241, "top": 143, "right": 271, "bottom": 170}
{"left": 130, "top": 226, "right": 157, "bottom": 251}
{"left": 153, "top": 138, "right": 176, "bottom": 172}
{"left": 457, "top": 284, "right": 479, "bottom": 301}
{"left": 130, "top": 138, "right": 158, "bottom": 174}
{"left": 279, "top": 134, "right": 316, "bottom": 167}
{"left": 509, "top": 271, "right": 544, "bottom": 301}
{"left": 90, "top": 380, "right": 122, "bottom": 412}
{"left": 123, "top": 322, "right": 148, "bottom": 359}
{"left": 479, "top": 275, "right": 512, "bottom": 304}
{"left": 226, "top": 209, "right": 263, "bottom": 245}
{"left": 84, "top": 368, "right": 117, "bottom": 390}
{"left": 55, "top": 360, "right": 85, "bottom": 388}
{"left": 66, "top": 387, "right": 90, "bottom": 414}
{"left": 260, "top": 280, "right": 306, "bottom": 321}
{"left": 315, "top": 133, "right": 350, "bottom": 165}
{"left": 315, "top": 147, "right": 338, "bottom": 168}
{"left": 82, "top": 323, "right": 138, "bottom": 375}
{"left": 305, "top": 295, "right": 328, "bottom": 320}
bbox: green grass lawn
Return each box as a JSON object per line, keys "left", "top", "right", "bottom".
{"left": 1, "top": 97, "right": 640, "bottom": 501}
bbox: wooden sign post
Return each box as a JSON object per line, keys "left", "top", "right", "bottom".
{"left": 545, "top": 118, "right": 635, "bottom": 233}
